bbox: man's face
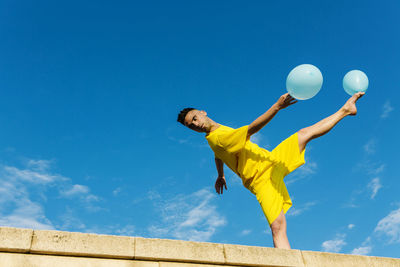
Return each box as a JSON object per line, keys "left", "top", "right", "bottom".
{"left": 184, "top": 109, "right": 210, "bottom": 133}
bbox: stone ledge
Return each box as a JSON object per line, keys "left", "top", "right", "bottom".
{"left": 224, "top": 244, "right": 304, "bottom": 267}
{"left": 0, "top": 227, "right": 33, "bottom": 253}
{"left": 135, "top": 237, "right": 225, "bottom": 264}
{"left": 301, "top": 250, "right": 400, "bottom": 267}
{"left": 0, "top": 227, "right": 399, "bottom": 267}
{"left": 31, "top": 229, "right": 135, "bottom": 259}
{"left": 0, "top": 252, "right": 157, "bottom": 267}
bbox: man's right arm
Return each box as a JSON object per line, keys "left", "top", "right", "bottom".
{"left": 247, "top": 93, "right": 297, "bottom": 138}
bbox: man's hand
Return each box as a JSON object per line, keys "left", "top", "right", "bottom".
{"left": 215, "top": 175, "right": 227, "bottom": 194}
{"left": 276, "top": 93, "right": 297, "bottom": 110}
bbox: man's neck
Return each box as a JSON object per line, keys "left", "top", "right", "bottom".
{"left": 206, "top": 121, "right": 221, "bottom": 134}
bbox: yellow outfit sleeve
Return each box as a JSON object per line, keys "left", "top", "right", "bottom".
{"left": 216, "top": 125, "right": 249, "bottom": 154}
{"left": 206, "top": 125, "right": 249, "bottom": 175}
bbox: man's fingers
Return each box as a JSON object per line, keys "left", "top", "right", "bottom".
{"left": 286, "top": 98, "right": 297, "bottom": 106}
{"left": 215, "top": 178, "right": 227, "bottom": 195}
{"left": 288, "top": 97, "right": 297, "bottom": 104}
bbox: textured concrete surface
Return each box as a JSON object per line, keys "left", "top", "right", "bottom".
{"left": 0, "top": 253, "right": 157, "bottom": 267}
{"left": 301, "top": 250, "right": 400, "bottom": 267}
{"left": 302, "top": 250, "right": 372, "bottom": 267}
{"left": 367, "top": 256, "right": 400, "bottom": 267}
{"left": 0, "top": 227, "right": 33, "bottom": 253}
{"left": 158, "top": 263, "right": 236, "bottom": 267}
{"left": 31, "top": 229, "right": 135, "bottom": 259}
{"left": 135, "top": 237, "right": 225, "bottom": 264}
{"left": 224, "top": 243, "right": 304, "bottom": 267}
{"left": 0, "top": 227, "right": 399, "bottom": 267}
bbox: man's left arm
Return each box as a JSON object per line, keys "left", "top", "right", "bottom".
{"left": 247, "top": 93, "right": 297, "bottom": 138}
{"left": 214, "top": 157, "right": 227, "bottom": 194}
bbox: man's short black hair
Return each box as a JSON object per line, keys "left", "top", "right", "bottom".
{"left": 177, "top": 108, "right": 195, "bottom": 125}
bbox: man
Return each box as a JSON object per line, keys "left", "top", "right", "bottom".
{"left": 177, "top": 92, "right": 364, "bottom": 249}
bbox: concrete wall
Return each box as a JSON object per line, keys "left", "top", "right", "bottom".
{"left": 0, "top": 227, "right": 399, "bottom": 267}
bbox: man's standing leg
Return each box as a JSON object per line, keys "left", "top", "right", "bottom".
{"left": 270, "top": 210, "right": 290, "bottom": 249}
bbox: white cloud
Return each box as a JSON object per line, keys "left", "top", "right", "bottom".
{"left": 250, "top": 133, "right": 263, "bottom": 144}
{"left": 0, "top": 163, "right": 59, "bottom": 229}
{"left": 349, "top": 161, "right": 385, "bottom": 207}
{"left": 348, "top": 224, "right": 355, "bottom": 230}
{"left": 351, "top": 237, "right": 372, "bottom": 255}
{"left": 287, "top": 201, "right": 317, "bottom": 217}
{"left": 363, "top": 139, "right": 376, "bottom": 155}
{"left": 250, "top": 133, "right": 270, "bottom": 149}
{"left": 297, "top": 161, "right": 317, "bottom": 176}
{"left": 381, "top": 100, "right": 394, "bottom": 119}
{"left": 113, "top": 187, "right": 122, "bottom": 196}
{"left": 343, "top": 190, "right": 363, "bottom": 209}
{"left": 85, "top": 224, "right": 136, "bottom": 237}
{"left": 374, "top": 207, "right": 400, "bottom": 244}
{"left": 0, "top": 199, "right": 53, "bottom": 230}
{"left": 166, "top": 127, "right": 209, "bottom": 148}
{"left": 286, "top": 148, "right": 317, "bottom": 185}
{"left": 85, "top": 194, "right": 100, "bottom": 202}
{"left": 354, "top": 161, "right": 385, "bottom": 176}
{"left": 0, "top": 159, "right": 100, "bottom": 230}
{"left": 263, "top": 228, "right": 272, "bottom": 235}
{"left": 367, "top": 178, "right": 382, "bottom": 199}
{"left": 58, "top": 207, "right": 86, "bottom": 230}
{"left": 4, "top": 166, "right": 59, "bottom": 183}
{"left": 61, "top": 184, "right": 90, "bottom": 196}
{"left": 240, "top": 229, "right": 252, "bottom": 236}
{"left": 147, "top": 190, "right": 161, "bottom": 200}
{"left": 343, "top": 203, "right": 358, "bottom": 209}
{"left": 114, "top": 225, "right": 135, "bottom": 236}
{"left": 322, "top": 234, "right": 347, "bottom": 253}
{"left": 27, "top": 159, "right": 53, "bottom": 172}
{"left": 59, "top": 183, "right": 100, "bottom": 212}
{"left": 286, "top": 161, "right": 317, "bottom": 185}
{"left": 367, "top": 164, "right": 385, "bottom": 175}
{"left": 148, "top": 188, "right": 226, "bottom": 242}
{"left": 351, "top": 246, "right": 372, "bottom": 255}
{"left": 0, "top": 187, "right": 53, "bottom": 229}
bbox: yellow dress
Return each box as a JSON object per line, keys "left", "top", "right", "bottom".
{"left": 206, "top": 125, "right": 305, "bottom": 225}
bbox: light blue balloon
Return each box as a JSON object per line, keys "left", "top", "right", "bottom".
{"left": 343, "top": 70, "right": 369, "bottom": 96}
{"left": 286, "top": 64, "right": 323, "bottom": 100}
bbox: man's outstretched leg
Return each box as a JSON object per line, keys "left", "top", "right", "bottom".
{"left": 297, "top": 92, "right": 365, "bottom": 152}
{"left": 270, "top": 210, "right": 290, "bottom": 249}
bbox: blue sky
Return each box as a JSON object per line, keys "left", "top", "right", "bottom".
{"left": 1, "top": 0, "right": 399, "bottom": 258}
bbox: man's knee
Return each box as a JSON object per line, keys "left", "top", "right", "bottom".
{"left": 270, "top": 217, "right": 286, "bottom": 236}
{"left": 270, "top": 223, "right": 283, "bottom": 236}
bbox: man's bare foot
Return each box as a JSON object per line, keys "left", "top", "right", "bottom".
{"left": 342, "top": 92, "right": 365, "bottom": 116}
